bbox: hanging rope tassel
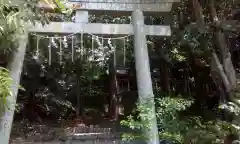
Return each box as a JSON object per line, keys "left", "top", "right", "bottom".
{"left": 80, "top": 32, "right": 84, "bottom": 60}
{"left": 101, "top": 38, "right": 104, "bottom": 70}
{"left": 63, "top": 36, "right": 68, "bottom": 48}
{"left": 123, "top": 37, "right": 126, "bottom": 66}
{"left": 33, "top": 35, "right": 40, "bottom": 60}
{"left": 113, "top": 39, "right": 116, "bottom": 68}
{"left": 72, "top": 35, "right": 74, "bottom": 62}
{"left": 34, "top": 36, "right": 40, "bottom": 59}
{"left": 48, "top": 37, "right": 52, "bottom": 65}
{"left": 51, "top": 37, "right": 57, "bottom": 48}
{"left": 36, "top": 36, "right": 40, "bottom": 55}
{"left": 91, "top": 35, "right": 94, "bottom": 70}
{"left": 59, "top": 38, "right": 63, "bottom": 65}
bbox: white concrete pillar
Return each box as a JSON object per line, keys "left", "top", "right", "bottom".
{"left": 0, "top": 34, "right": 28, "bottom": 144}
{"left": 75, "top": 10, "right": 89, "bottom": 23}
{"left": 132, "top": 10, "right": 159, "bottom": 144}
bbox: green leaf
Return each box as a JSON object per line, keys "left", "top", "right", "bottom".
{"left": 54, "top": 0, "right": 66, "bottom": 11}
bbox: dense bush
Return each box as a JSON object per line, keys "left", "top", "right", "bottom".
{"left": 121, "top": 94, "right": 238, "bottom": 144}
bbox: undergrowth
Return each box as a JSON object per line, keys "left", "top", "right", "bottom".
{"left": 120, "top": 94, "right": 238, "bottom": 144}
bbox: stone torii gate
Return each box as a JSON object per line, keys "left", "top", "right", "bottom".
{"left": 0, "top": 0, "right": 179, "bottom": 144}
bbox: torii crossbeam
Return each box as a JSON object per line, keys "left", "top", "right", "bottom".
{"left": 29, "top": 22, "right": 171, "bottom": 36}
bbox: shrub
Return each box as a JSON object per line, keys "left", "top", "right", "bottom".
{"left": 0, "top": 67, "right": 13, "bottom": 114}
{"left": 121, "top": 96, "right": 193, "bottom": 143}
{"left": 120, "top": 94, "right": 238, "bottom": 144}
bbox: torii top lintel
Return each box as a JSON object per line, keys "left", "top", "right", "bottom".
{"left": 37, "top": 0, "right": 180, "bottom": 14}
{"left": 69, "top": 0, "right": 180, "bottom": 13}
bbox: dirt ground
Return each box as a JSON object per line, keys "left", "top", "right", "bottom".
{"left": 10, "top": 119, "right": 122, "bottom": 144}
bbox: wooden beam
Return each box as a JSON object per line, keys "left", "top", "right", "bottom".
{"left": 28, "top": 22, "right": 171, "bottom": 36}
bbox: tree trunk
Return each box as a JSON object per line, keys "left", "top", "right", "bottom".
{"left": 76, "top": 59, "right": 83, "bottom": 118}
{"left": 154, "top": 16, "right": 170, "bottom": 93}
{"left": 210, "top": 51, "right": 231, "bottom": 93}
{"left": 159, "top": 61, "right": 170, "bottom": 93}
{"left": 209, "top": 0, "right": 240, "bottom": 129}
{"left": 108, "top": 53, "right": 119, "bottom": 121}
{"left": 189, "top": 55, "right": 203, "bottom": 107}
{"left": 192, "top": 0, "right": 236, "bottom": 97}
{"left": 209, "top": 0, "right": 236, "bottom": 92}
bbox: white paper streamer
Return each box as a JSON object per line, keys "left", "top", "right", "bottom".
{"left": 59, "top": 38, "right": 63, "bottom": 65}
{"left": 48, "top": 38, "right": 52, "bottom": 65}
{"left": 71, "top": 36, "right": 74, "bottom": 62}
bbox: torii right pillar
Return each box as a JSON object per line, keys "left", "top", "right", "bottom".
{"left": 132, "top": 10, "right": 159, "bottom": 144}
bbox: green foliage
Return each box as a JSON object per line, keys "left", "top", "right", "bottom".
{"left": 0, "top": 67, "right": 12, "bottom": 107}
{"left": 121, "top": 94, "right": 238, "bottom": 144}
{"left": 155, "top": 97, "right": 193, "bottom": 143}
{"left": 184, "top": 119, "right": 237, "bottom": 144}
{"left": 0, "top": 0, "right": 46, "bottom": 59}
{"left": 219, "top": 102, "right": 240, "bottom": 116}
{"left": 0, "top": 0, "right": 70, "bottom": 60}
{"left": 121, "top": 96, "right": 193, "bottom": 143}
{"left": 179, "top": 24, "right": 212, "bottom": 58}
{"left": 0, "top": 67, "right": 24, "bottom": 113}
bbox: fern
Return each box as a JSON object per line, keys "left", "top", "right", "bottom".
{"left": 0, "top": 67, "right": 12, "bottom": 110}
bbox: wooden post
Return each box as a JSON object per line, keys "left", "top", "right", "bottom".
{"left": 0, "top": 34, "right": 28, "bottom": 144}
{"left": 132, "top": 10, "right": 159, "bottom": 144}
{"left": 108, "top": 49, "right": 119, "bottom": 120}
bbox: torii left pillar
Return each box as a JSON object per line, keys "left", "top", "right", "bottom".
{"left": 0, "top": 34, "right": 28, "bottom": 144}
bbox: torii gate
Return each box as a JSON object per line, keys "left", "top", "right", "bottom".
{"left": 0, "top": 0, "right": 179, "bottom": 144}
